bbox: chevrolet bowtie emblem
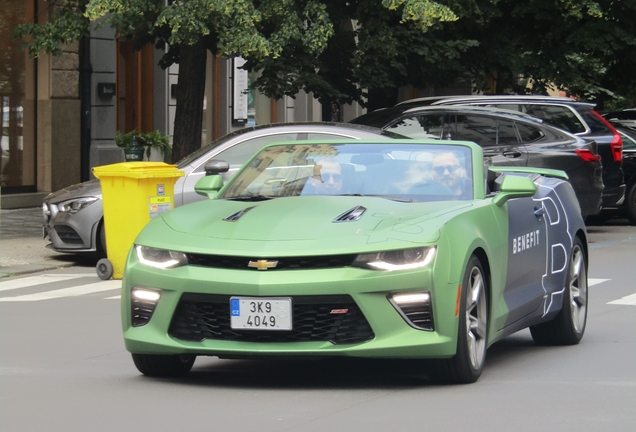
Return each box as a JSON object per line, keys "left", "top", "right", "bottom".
{"left": 247, "top": 260, "right": 278, "bottom": 270}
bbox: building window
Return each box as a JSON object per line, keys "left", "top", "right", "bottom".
{"left": 1, "top": 0, "right": 36, "bottom": 191}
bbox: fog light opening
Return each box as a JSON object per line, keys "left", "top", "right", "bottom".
{"left": 131, "top": 288, "right": 161, "bottom": 327}
{"left": 389, "top": 291, "right": 434, "bottom": 331}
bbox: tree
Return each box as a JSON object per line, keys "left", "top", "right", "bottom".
{"left": 13, "top": 0, "right": 460, "bottom": 162}
{"left": 13, "top": 0, "right": 636, "bottom": 166}
{"left": 436, "top": 0, "right": 636, "bottom": 109}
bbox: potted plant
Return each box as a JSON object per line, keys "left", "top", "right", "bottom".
{"left": 138, "top": 130, "right": 172, "bottom": 160}
{"left": 115, "top": 130, "right": 172, "bottom": 161}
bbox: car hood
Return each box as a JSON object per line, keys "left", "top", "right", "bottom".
{"left": 138, "top": 196, "right": 472, "bottom": 256}
{"left": 44, "top": 179, "right": 102, "bottom": 203}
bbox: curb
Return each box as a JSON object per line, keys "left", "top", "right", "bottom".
{"left": 0, "top": 261, "right": 76, "bottom": 278}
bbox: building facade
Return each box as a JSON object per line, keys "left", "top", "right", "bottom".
{"left": 1, "top": 2, "right": 371, "bottom": 209}
{"left": 3, "top": 4, "right": 476, "bottom": 209}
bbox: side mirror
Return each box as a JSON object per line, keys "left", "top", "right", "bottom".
{"left": 493, "top": 175, "right": 537, "bottom": 207}
{"left": 204, "top": 159, "right": 230, "bottom": 176}
{"left": 195, "top": 175, "right": 224, "bottom": 199}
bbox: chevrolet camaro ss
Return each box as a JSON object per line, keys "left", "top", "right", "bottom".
{"left": 121, "top": 140, "right": 589, "bottom": 384}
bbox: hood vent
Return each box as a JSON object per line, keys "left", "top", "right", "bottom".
{"left": 333, "top": 206, "right": 367, "bottom": 223}
{"left": 223, "top": 206, "right": 255, "bottom": 222}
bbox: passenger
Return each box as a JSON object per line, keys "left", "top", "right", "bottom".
{"left": 431, "top": 151, "right": 470, "bottom": 198}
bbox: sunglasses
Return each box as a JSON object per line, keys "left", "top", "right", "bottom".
{"left": 433, "top": 165, "right": 460, "bottom": 175}
{"left": 321, "top": 173, "right": 342, "bottom": 182}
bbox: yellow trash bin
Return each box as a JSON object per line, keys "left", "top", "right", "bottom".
{"left": 93, "top": 162, "right": 184, "bottom": 280}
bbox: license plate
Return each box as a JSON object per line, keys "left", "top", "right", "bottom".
{"left": 230, "top": 297, "right": 292, "bottom": 330}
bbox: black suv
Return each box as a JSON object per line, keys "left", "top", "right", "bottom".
{"left": 392, "top": 95, "right": 625, "bottom": 213}
{"left": 351, "top": 105, "right": 604, "bottom": 217}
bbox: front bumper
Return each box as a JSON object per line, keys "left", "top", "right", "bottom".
{"left": 121, "top": 256, "right": 460, "bottom": 360}
{"left": 601, "top": 184, "right": 626, "bottom": 209}
{"left": 42, "top": 199, "right": 103, "bottom": 252}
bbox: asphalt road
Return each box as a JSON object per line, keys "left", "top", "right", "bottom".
{"left": 1, "top": 218, "right": 635, "bottom": 432}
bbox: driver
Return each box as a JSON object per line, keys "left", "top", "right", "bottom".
{"left": 311, "top": 158, "right": 343, "bottom": 195}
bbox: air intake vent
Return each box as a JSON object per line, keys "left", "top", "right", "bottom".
{"left": 223, "top": 206, "right": 255, "bottom": 222}
{"left": 333, "top": 206, "right": 366, "bottom": 223}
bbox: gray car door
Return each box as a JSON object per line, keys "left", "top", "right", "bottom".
{"left": 450, "top": 114, "right": 529, "bottom": 166}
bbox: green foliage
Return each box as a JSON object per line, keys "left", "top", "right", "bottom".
{"left": 11, "top": 0, "right": 636, "bottom": 113}
{"left": 12, "top": 0, "right": 90, "bottom": 58}
{"left": 116, "top": 130, "right": 172, "bottom": 159}
{"left": 381, "top": 0, "right": 458, "bottom": 30}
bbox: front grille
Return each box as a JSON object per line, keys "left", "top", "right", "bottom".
{"left": 169, "top": 294, "right": 374, "bottom": 344}
{"left": 54, "top": 225, "right": 83, "bottom": 244}
{"left": 186, "top": 253, "right": 356, "bottom": 270}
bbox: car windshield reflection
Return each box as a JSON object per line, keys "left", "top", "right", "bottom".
{"left": 219, "top": 142, "right": 474, "bottom": 202}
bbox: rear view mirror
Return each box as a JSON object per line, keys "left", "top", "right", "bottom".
{"left": 204, "top": 159, "right": 230, "bottom": 176}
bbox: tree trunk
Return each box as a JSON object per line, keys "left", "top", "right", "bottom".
{"left": 171, "top": 39, "right": 207, "bottom": 163}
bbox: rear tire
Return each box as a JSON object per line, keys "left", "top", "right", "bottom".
{"left": 131, "top": 354, "right": 196, "bottom": 377}
{"left": 430, "top": 255, "right": 488, "bottom": 384}
{"left": 530, "top": 237, "right": 587, "bottom": 345}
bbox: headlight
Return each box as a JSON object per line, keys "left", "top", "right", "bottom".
{"left": 135, "top": 245, "right": 188, "bottom": 269}
{"left": 57, "top": 197, "right": 99, "bottom": 213}
{"left": 42, "top": 203, "right": 51, "bottom": 222}
{"left": 352, "top": 247, "right": 436, "bottom": 271}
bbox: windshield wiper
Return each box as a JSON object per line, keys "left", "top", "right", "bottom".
{"left": 225, "top": 194, "right": 275, "bottom": 201}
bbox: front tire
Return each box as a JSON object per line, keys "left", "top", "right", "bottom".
{"left": 431, "top": 256, "right": 488, "bottom": 384}
{"left": 530, "top": 237, "right": 587, "bottom": 345}
{"left": 132, "top": 354, "right": 196, "bottom": 377}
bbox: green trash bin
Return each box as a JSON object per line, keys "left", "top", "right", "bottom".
{"left": 93, "top": 162, "right": 184, "bottom": 280}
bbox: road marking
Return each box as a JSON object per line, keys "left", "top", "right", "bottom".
{"left": 105, "top": 295, "right": 121, "bottom": 300}
{"left": 608, "top": 293, "right": 636, "bottom": 306}
{"left": 0, "top": 274, "right": 88, "bottom": 293}
{"left": 588, "top": 278, "right": 610, "bottom": 287}
{"left": 0, "top": 280, "right": 121, "bottom": 302}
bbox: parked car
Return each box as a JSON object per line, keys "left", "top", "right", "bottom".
{"left": 393, "top": 95, "right": 625, "bottom": 213}
{"left": 603, "top": 109, "right": 636, "bottom": 128}
{"left": 351, "top": 105, "right": 604, "bottom": 218}
{"left": 613, "top": 126, "right": 636, "bottom": 224}
{"left": 122, "top": 139, "right": 588, "bottom": 383}
{"left": 42, "top": 123, "right": 403, "bottom": 256}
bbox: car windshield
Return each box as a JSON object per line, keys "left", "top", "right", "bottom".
{"left": 219, "top": 142, "right": 474, "bottom": 202}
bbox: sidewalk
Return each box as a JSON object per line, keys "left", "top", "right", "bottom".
{"left": 0, "top": 207, "right": 77, "bottom": 278}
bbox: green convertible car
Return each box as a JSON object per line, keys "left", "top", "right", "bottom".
{"left": 122, "top": 139, "right": 589, "bottom": 384}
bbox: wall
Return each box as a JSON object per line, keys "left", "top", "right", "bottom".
{"left": 88, "top": 26, "right": 121, "bottom": 174}
{"left": 37, "top": 42, "right": 81, "bottom": 193}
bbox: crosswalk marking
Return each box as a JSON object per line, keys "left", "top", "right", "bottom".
{"left": 0, "top": 279, "right": 121, "bottom": 302}
{"left": 0, "top": 274, "right": 87, "bottom": 293}
{"left": 608, "top": 293, "right": 636, "bottom": 306}
{"left": 588, "top": 278, "right": 610, "bottom": 287}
